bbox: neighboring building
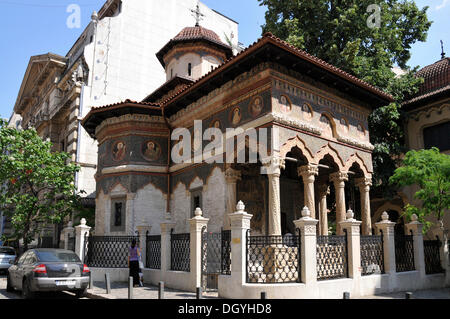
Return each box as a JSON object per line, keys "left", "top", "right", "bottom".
{"left": 82, "top": 26, "right": 393, "bottom": 238}
{"left": 8, "top": 0, "right": 238, "bottom": 245}
{"left": 371, "top": 55, "right": 450, "bottom": 237}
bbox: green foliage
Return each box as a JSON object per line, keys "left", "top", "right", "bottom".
{"left": 390, "top": 148, "right": 450, "bottom": 229}
{"left": 258, "top": 0, "right": 432, "bottom": 195}
{"left": 0, "top": 119, "right": 82, "bottom": 250}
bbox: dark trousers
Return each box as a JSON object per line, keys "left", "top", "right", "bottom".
{"left": 129, "top": 260, "right": 140, "bottom": 286}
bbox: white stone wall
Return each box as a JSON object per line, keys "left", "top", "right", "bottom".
{"left": 202, "top": 167, "right": 226, "bottom": 233}
{"left": 134, "top": 183, "right": 167, "bottom": 235}
{"left": 170, "top": 182, "right": 190, "bottom": 234}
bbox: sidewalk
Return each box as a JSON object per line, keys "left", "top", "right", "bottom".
{"left": 86, "top": 281, "right": 219, "bottom": 299}
{"left": 355, "top": 288, "right": 450, "bottom": 299}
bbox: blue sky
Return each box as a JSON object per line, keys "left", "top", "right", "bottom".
{"left": 0, "top": 0, "right": 448, "bottom": 120}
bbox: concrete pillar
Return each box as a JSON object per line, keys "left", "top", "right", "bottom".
{"left": 228, "top": 201, "right": 253, "bottom": 286}
{"left": 431, "top": 223, "right": 450, "bottom": 285}
{"left": 340, "top": 209, "right": 362, "bottom": 279}
{"left": 405, "top": 214, "right": 426, "bottom": 278}
{"left": 75, "top": 218, "right": 91, "bottom": 262}
{"left": 298, "top": 165, "right": 319, "bottom": 219}
{"left": 137, "top": 225, "right": 152, "bottom": 268}
{"left": 355, "top": 177, "right": 373, "bottom": 235}
{"left": 189, "top": 208, "right": 209, "bottom": 290}
{"left": 317, "top": 185, "right": 330, "bottom": 235}
{"left": 293, "top": 206, "right": 318, "bottom": 285}
{"left": 261, "top": 156, "right": 285, "bottom": 236}
{"left": 224, "top": 167, "right": 241, "bottom": 231}
{"left": 62, "top": 221, "right": 75, "bottom": 250}
{"left": 374, "top": 212, "right": 396, "bottom": 275}
{"left": 330, "top": 172, "right": 348, "bottom": 235}
{"left": 160, "top": 213, "right": 176, "bottom": 273}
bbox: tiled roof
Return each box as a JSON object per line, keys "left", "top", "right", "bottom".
{"left": 403, "top": 57, "right": 449, "bottom": 106}
{"left": 173, "top": 26, "right": 223, "bottom": 43}
{"left": 160, "top": 32, "right": 393, "bottom": 107}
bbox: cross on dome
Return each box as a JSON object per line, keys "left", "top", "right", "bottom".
{"left": 190, "top": 1, "right": 205, "bottom": 27}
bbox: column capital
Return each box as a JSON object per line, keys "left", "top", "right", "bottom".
{"left": 329, "top": 171, "right": 349, "bottom": 184}
{"left": 160, "top": 222, "right": 176, "bottom": 233}
{"left": 225, "top": 167, "right": 242, "bottom": 183}
{"left": 355, "top": 176, "right": 373, "bottom": 189}
{"left": 297, "top": 164, "right": 319, "bottom": 179}
{"left": 261, "top": 156, "right": 285, "bottom": 176}
{"left": 136, "top": 225, "right": 152, "bottom": 235}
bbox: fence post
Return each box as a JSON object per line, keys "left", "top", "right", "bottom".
{"left": 62, "top": 221, "right": 74, "bottom": 250}
{"left": 160, "top": 214, "right": 176, "bottom": 275}
{"left": 431, "top": 222, "right": 449, "bottom": 285}
{"left": 374, "top": 212, "right": 396, "bottom": 275}
{"left": 189, "top": 208, "right": 209, "bottom": 291}
{"left": 75, "top": 218, "right": 91, "bottom": 262}
{"left": 137, "top": 225, "right": 152, "bottom": 269}
{"left": 339, "top": 209, "right": 362, "bottom": 279}
{"left": 293, "top": 206, "right": 318, "bottom": 286}
{"left": 404, "top": 214, "right": 426, "bottom": 279}
{"left": 228, "top": 201, "right": 253, "bottom": 287}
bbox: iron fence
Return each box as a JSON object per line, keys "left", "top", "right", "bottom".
{"left": 317, "top": 232, "right": 348, "bottom": 280}
{"left": 170, "top": 232, "right": 190, "bottom": 272}
{"left": 84, "top": 236, "right": 140, "bottom": 268}
{"left": 360, "top": 234, "right": 384, "bottom": 275}
{"left": 146, "top": 234, "right": 161, "bottom": 269}
{"left": 394, "top": 233, "right": 415, "bottom": 272}
{"left": 222, "top": 230, "right": 231, "bottom": 275}
{"left": 424, "top": 237, "right": 443, "bottom": 274}
{"left": 67, "top": 236, "right": 75, "bottom": 252}
{"left": 246, "top": 230, "right": 300, "bottom": 284}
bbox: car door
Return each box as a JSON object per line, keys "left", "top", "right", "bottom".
{"left": 10, "top": 251, "right": 28, "bottom": 288}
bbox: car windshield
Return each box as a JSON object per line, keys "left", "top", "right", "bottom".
{"left": 36, "top": 251, "right": 81, "bottom": 262}
{"left": 0, "top": 248, "right": 15, "bottom": 255}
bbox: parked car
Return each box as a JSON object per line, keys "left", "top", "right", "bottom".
{"left": 0, "top": 247, "right": 16, "bottom": 274}
{"left": 6, "top": 248, "right": 90, "bottom": 299}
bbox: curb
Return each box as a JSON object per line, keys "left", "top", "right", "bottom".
{"left": 85, "top": 291, "right": 116, "bottom": 300}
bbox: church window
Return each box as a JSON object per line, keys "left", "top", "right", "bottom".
{"left": 188, "top": 63, "right": 192, "bottom": 77}
{"left": 423, "top": 121, "right": 450, "bottom": 152}
{"left": 110, "top": 198, "right": 126, "bottom": 232}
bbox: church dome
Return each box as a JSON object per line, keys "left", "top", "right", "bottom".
{"left": 172, "top": 26, "right": 223, "bottom": 44}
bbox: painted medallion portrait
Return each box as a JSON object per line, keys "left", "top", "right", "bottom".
{"left": 230, "top": 107, "right": 242, "bottom": 126}
{"left": 142, "top": 140, "right": 161, "bottom": 161}
{"left": 210, "top": 119, "right": 221, "bottom": 130}
{"left": 112, "top": 141, "right": 126, "bottom": 161}
{"left": 249, "top": 96, "right": 263, "bottom": 117}
{"left": 279, "top": 95, "right": 292, "bottom": 113}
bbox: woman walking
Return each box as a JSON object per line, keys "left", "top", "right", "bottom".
{"left": 128, "top": 239, "right": 141, "bottom": 287}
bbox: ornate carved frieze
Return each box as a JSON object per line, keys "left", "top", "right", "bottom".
{"left": 336, "top": 136, "right": 374, "bottom": 151}
{"left": 270, "top": 112, "right": 322, "bottom": 135}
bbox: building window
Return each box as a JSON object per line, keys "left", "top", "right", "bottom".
{"left": 110, "top": 198, "right": 126, "bottom": 232}
{"left": 423, "top": 121, "right": 450, "bottom": 152}
{"left": 190, "top": 187, "right": 203, "bottom": 217}
{"left": 188, "top": 63, "right": 192, "bottom": 77}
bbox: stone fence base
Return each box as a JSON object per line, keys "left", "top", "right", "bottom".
{"left": 90, "top": 268, "right": 131, "bottom": 283}
{"left": 143, "top": 268, "right": 194, "bottom": 292}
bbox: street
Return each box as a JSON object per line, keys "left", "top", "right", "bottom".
{"left": 0, "top": 272, "right": 88, "bottom": 300}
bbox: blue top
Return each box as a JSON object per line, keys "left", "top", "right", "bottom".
{"left": 129, "top": 246, "right": 139, "bottom": 261}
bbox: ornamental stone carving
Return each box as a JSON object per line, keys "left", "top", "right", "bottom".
{"left": 261, "top": 156, "right": 285, "bottom": 176}
{"left": 298, "top": 165, "right": 319, "bottom": 181}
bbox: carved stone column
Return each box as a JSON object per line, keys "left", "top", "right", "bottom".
{"left": 317, "top": 184, "right": 330, "bottom": 235}
{"left": 298, "top": 165, "right": 319, "bottom": 219}
{"left": 330, "top": 172, "right": 348, "bottom": 235}
{"left": 224, "top": 167, "right": 241, "bottom": 231}
{"left": 356, "top": 176, "right": 373, "bottom": 235}
{"left": 261, "top": 156, "right": 285, "bottom": 236}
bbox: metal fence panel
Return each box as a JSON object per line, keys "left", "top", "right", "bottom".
{"left": 424, "top": 238, "right": 443, "bottom": 274}
{"left": 146, "top": 235, "right": 161, "bottom": 269}
{"left": 170, "top": 232, "right": 190, "bottom": 272}
{"left": 246, "top": 231, "right": 300, "bottom": 284}
{"left": 317, "top": 234, "right": 348, "bottom": 280}
{"left": 394, "top": 234, "right": 415, "bottom": 272}
{"left": 85, "top": 236, "right": 140, "bottom": 268}
{"left": 360, "top": 235, "right": 384, "bottom": 275}
{"left": 221, "top": 230, "right": 231, "bottom": 275}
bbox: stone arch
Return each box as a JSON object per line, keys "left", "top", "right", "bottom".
{"left": 188, "top": 175, "right": 204, "bottom": 190}
{"left": 343, "top": 153, "right": 371, "bottom": 176}
{"left": 108, "top": 182, "right": 129, "bottom": 195}
{"left": 319, "top": 112, "right": 337, "bottom": 138}
{"left": 314, "top": 143, "right": 345, "bottom": 170}
{"left": 279, "top": 135, "right": 314, "bottom": 163}
{"left": 372, "top": 202, "right": 406, "bottom": 226}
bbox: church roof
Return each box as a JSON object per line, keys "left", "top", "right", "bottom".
{"left": 403, "top": 57, "right": 449, "bottom": 108}
{"left": 162, "top": 32, "right": 394, "bottom": 117}
{"left": 82, "top": 99, "right": 162, "bottom": 137}
{"left": 156, "top": 26, "right": 233, "bottom": 67}
{"left": 142, "top": 75, "right": 194, "bottom": 103}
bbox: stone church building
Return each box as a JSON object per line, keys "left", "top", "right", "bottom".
{"left": 82, "top": 22, "right": 394, "bottom": 238}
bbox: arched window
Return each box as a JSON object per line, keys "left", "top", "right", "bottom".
{"left": 188, "top": 63, "right": 192, "bottom": 77}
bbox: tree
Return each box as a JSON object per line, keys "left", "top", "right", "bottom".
{"left": 0, "top": 119, "right": 82, "bottom": 251}
{"left": 258, "top": 0, "right": 432, "bottom": 196}
{"left": 389, "top": 148, "right": 450, "bottom": 231}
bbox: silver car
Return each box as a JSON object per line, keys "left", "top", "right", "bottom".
{"left": 6, "top": 248, "right": 90, "bottom": 299}
{"left": 0, "top": 247, "right": 16, "bottom": 273}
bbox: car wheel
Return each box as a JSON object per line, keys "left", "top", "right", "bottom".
{"left": 74, "top": 288, "right": 87, "bottom": 299}
{"left": 22, "top": 278, "right": 35, "bottom": 299}
{"left": 6, "top": 274, "right": 14, "bottom": 292}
